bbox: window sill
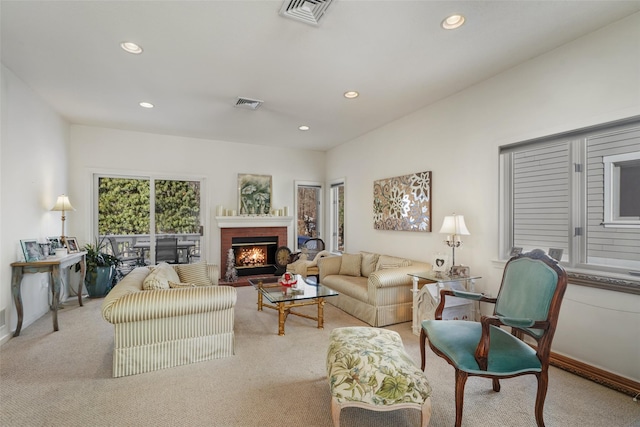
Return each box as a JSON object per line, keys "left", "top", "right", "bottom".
{"left": 491, "top": 259, "right": 640, "bottom": 295}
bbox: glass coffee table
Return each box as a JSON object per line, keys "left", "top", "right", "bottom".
{"left": 248, "top": 275, "right": 338, "bottom": 336}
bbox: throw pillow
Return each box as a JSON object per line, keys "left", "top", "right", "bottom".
{"left": 339, "top": 253, "right": 362, "bottom": 277}
{"left": 143, "top": 262, "right": 180, "bottom": 290}
{"left": 176, "top": 262, "right": 213, "bottom": 286}
{"left": 360, "top": 252, "right": 379, "bottom": 277}
{"left": 169, "top": 281, "right": 197, "bottom": 288}
{"left": 375, "top": 255, "right": 411, "bottom": 271}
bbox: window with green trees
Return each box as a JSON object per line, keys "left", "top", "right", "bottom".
{"left": 96, "top": 176, "right": 202, "bottom": 264}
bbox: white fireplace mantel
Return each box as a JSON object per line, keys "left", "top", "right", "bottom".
{"left": 215, "top": 216, "right": 294, "bottom": 229}
{"left": 216, "top": 216, "right": 295, "bottom": 248}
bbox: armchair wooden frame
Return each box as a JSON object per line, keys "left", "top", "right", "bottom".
{"left": 420, "top": 249, "right": 567, "bottom": 427}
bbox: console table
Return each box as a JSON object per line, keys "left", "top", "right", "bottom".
{"left": 408, "top": 271, "right": 481, "bottom": 336}
{"left": 10, "top": 251, "right": 87, "bottom": 337}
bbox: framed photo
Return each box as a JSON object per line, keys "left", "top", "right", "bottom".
{"left": 548, "top": 248, "right": 563, "bottom": 262}
{"left": 450, "top": 265, "right": 470, "bottom": 278}
{"left": 21, "top": 239, "right": 45, "bottom": 262}
{"left": 48, "top": 236, "right": 62, "bottom": 251}
{"left": 238, "top": 174, "right": 272, "bottom": 215}
{"left": 432, "top": 253, "right": 449, "bottom": 272}
{"left": 66, "top": 237, "right": 80, "bottom": 253}
{"left": 510, "top": 247, "right": 523, "bottom": 257}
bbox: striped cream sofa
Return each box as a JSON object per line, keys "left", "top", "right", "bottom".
{"left": 101, "top": 263, "right": 236, "bottom": 377}
{"left": 319, "top": 252, "right": 430, "bottom": 327}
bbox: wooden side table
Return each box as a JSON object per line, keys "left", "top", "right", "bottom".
{"left": 10, "top": 251, "right": 87, "bottom": 337}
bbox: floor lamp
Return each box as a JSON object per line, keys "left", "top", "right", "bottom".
{"left": 439, "top": 213, "right": 470, "bottom": 270}
{"left": 51, "top": 194, "right": 75, "bottom": 245}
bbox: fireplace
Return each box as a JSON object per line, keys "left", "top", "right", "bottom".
{"left": 220, "top": 226, "right": 288, "bottom": 279}
{"left": 232, "top": 236, "right": 278, "bottom": 276}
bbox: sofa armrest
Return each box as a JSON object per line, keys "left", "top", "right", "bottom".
{"left": 102, "top": 285, "right": 236, "bottom": 324}
{"left": 319, "top": 256, "right": 342, "bottom": 282}
{"left": 368, "top": 264, "right": 431, "bottom": 290}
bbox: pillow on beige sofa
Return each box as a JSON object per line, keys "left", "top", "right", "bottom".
{"left": 339, "top": 253, "right": 362, "bottom": 277}
{"left": 376, "top": 255, "right": 411, "bottom": 271}
{"left": 360, "top": 252, "right": 379, "bottom": 277}
{"left": 177, "top": 262, "right": 213, "bottom": 286}
{"left": 143, "top": 262, "right": 181, "bottom": 290}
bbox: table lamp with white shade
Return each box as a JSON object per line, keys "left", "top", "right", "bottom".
{"left": 439, "top": 213, "right": 470, "bottom": 268}
{"left": 50, "top": 194, "right": 75, "bottom": 245}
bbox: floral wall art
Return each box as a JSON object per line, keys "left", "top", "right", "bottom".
{"left": 238, "top": 174, "right": 272, "bottom": 215}
{"left": 373, "top": 171, "right": 431, "bottom": 232}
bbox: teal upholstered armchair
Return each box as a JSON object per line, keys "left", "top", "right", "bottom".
{"left": 420, "top": 249, "right": 567, "bottom": 427}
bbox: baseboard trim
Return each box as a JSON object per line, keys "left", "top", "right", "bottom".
{"left": 549, "top": 351, "right": 640, "bottom": 397}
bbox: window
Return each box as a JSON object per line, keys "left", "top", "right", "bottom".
{"left": 95, "top": 174, "right": 204, "bottom": 264}
{"left": 330, "top": 180, "right": 345, "bottom": 253}
{"left": 294, "top": 181, "right": 323, "bottom": 251}
{"left": 500, "top": 120, "right": 640, "bottom": 280}
{"left": 602, "top": 151, "right": 640, "bottom": 226}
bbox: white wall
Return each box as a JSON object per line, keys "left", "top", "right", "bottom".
{"left": 326, "top": 14, "right": 640, "bottom": 381}
{"left": 0, "top": 65, "right": 71, "bottom": 342}
{"left": 67, "top": 125, "right": 326, "bottom": 267}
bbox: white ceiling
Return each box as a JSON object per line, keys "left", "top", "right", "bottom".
{"left": 2, "top": 1, "right": 640, "bottom": 151}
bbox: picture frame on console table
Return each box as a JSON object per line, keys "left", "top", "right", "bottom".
{"left": 66, "top": 237, "right": 80, "bottom": 253}
{"left": 20, "top": 239, "right": 45, "bottom": 262}
{"left": 238, "top": 173, "right": 272, "bottom": 215}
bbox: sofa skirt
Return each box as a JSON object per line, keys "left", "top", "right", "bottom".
{"left": 111, "top": 308, "right": 235, "bottom": 377}
{"left": 113, "top": 332, "right": 235, "bottom": 378}
{"left": 328, "top": 293, "right": 413, "bottom": 327}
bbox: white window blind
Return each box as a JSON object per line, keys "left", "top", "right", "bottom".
{"left": 511, "top": 141, "right": 570, "bottom": 258}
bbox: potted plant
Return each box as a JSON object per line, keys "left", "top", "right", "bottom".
{"left": 83, "top": 238, "right": 121, "bottom": 298}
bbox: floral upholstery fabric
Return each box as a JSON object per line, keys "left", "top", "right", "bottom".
{"left": 327, "top": 327, "right": 432, "bottom": 406}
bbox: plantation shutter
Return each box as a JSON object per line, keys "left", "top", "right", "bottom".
{"left": 510, "top": 141, "right": 570, "bottom": 256}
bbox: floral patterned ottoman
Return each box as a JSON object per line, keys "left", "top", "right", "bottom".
{"left": 326, "top": 327, "right": 432, "bottom": 427}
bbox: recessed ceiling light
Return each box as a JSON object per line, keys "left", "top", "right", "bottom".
{"left": 344, "top": 91, "right": 359, "bottom": 99}
{"left": 298, "top": 125, "right": 310, "bottom": 131}
{"left": 441, "top": 14, "right": 465, "bottom": 30}
{"left": 120, "top": 41, "right": 143, "bottom": 54}
{"left": 139, "top": 102, "right": 154, "bottom": 108}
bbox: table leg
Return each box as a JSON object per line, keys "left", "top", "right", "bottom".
{"left": 78, "top": 257, "right": 86, "bottom": 307}
{"left": 278, "top": 302, "right": 286, "bottom": 336}
{"left": 257, "top": 291, "right": 263, "bottom": 311}
{"left": 317, "top": 298, "right": 325, "bottom": 329}
{"left": 51, "top": 265, "right": 61, "bottom": 332}
{"left": 11, "top": 267, "right": 24, "bottom": 337}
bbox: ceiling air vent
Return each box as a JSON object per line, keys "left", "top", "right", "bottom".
{"left": 234, "top": 97, "right": 263, "bottom": 110}
{"left": 279, "top": 0, "right": 333, "bottom": 26}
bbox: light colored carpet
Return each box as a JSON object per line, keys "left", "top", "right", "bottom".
{"left": 1, "top": 286, "right": 639, "bottom": 427}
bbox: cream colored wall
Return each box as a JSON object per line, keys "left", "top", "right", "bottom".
{"left": 0, "top": 65, "right": 71, "bottom": 341}
{"left": 67, "top": 125, "right": 325, "bottom": 267}
{"left": 326, "top": 14, "right": 640, "bottom": 381}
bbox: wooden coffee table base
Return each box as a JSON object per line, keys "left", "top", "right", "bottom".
{"left": 258, "top": 294, "right": 327, "bottom": 336}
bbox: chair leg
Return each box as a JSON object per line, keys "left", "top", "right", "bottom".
{"left": 420, "top": 328, "right": 427, "bottom": 370}
{"left": 454, "top": 369, "right": 468, "bottom": 427}
{"left": 534, "top": 370, "right": 548, "bottom": 427}
{"left": 492, "top": 378, "right": 501, "bottom": 392}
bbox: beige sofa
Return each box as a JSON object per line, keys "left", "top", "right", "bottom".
{"left": 319, "top": 252, "right": 430, "bottom": 327}
{"left": 101, "top": 263, "right": 236, "bottom": 377}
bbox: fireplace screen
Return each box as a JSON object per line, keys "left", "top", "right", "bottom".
{"left": 235, "top": 246, "right": 267, "bottom": 267}
{"left": 231, "top": 236, "right": 278, "bottom": 276}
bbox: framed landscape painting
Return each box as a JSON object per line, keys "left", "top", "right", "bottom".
{"left": 373, "top": 171, "right": 432, "bottom": 232}
{"left": 238, "top": 174, "right": 272, "bottom": 215}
